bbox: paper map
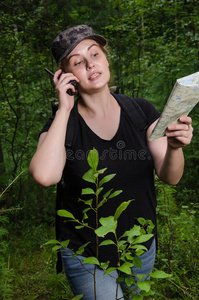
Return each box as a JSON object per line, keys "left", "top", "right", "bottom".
{"left": 148, "top": 71, "right": 199, "bottom": 141}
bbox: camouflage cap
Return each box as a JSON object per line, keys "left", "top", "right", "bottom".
{"left": 51, "top": 24, "right": 107, "bottom": 64}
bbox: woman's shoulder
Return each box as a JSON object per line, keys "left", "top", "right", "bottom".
{"left": 113, "top": 93, "right": 160, "bottom": 128}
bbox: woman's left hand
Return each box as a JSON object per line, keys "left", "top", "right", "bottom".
{"left": 165, "top": 116, "right": 193, "bottom": 148}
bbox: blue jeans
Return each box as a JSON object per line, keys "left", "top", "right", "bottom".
{"left": 61, "top": 238, "right": 156, "bottom": 300}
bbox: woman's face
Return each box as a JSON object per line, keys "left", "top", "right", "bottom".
{"left": 65, "top": 39, "right": 110, "bottom": 93}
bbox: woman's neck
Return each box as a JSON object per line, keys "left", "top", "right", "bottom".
{"left": 78, "top": 86, "right": 116, "bottom": 118}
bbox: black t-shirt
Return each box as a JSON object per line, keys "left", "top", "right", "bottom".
{"left": 40, "top": 95, "right": 160, "bottom": 266}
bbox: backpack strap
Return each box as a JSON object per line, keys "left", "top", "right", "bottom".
{"left": 112, "top": 93, "right": 148, "bottom": 132}
{"left": 65, "top": 100, "right": 79, "bottom": 149}
{"left": 55, "top": 180, "right": 64, "bottom": 273}
{"left": 51, "top": 100, "right": 78, "bottom": 150}
{"left": 51, "top": 101, "right": 79, "bottom": 274}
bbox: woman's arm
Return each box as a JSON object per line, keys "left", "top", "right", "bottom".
{"left": 29, "top": 70, "right": 79, "bottom": 186}
{"left": 147, "top": 116, "right": 193, "bottom": 185}
{"left": 29, "top": 108, "right": 69, "bottom": 186}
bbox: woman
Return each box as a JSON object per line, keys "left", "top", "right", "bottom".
{"left": 29, "top": 25, "right": 193, "bottom": 299}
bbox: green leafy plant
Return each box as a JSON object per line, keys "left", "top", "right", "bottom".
{"left": 155, "top": 180, "right": 199, "bottom": 299}
{"left": 0, "top": 214, "right": 13, "bottom": 299}
{"left": 44, "top": 148, "right": 172, "bottom": 299}
{"left": 0, "top": 171, "right": 25, "bottom": 299}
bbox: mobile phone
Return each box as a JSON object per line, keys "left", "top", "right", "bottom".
{"left": 45, "top": 68, "right": 78, "bottom": 96}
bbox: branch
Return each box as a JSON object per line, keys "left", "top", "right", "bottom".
{"left": 0, "top": 169, "right": 26, "bottom": 199}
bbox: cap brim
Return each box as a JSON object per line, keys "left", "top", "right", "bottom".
{"left": 57, "top": 34, "right": 107, "bottom": 64}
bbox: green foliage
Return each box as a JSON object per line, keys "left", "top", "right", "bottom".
{"left": 0, "top": 214, "right": 14, "bottom": 299}
{"left": 7, "top": 225, "right": 73, "bottom": 300}
{"left": 155, "top": 181, "right": 199, "bottom": 299}
{"left": 0, "top": 171, "right": 26, "bottom": 299}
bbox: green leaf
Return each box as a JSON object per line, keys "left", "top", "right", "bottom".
{"left": 131, "top": 244, "right": 148, "bottom": 251}
{"left": 137, "top": 217, "right": 146, "bottom": 225}
{"left": 150, "top": 269, "right": 173, "bottom": 279}
{"left": 125, "top": 277, "right": 135, "bottom": 287}
{"left": 137, "top": 274, "right": 147, "bottom": 280}
{"left": 125, "top": 254, "right": 134, "bottom": 261}
{"left": 83, "top": 257, "right": 100, "bottom": 265}
{"left": 133, "top": 256, "right": 142, "bottom": 269}
{"left": 72, "top": 295, "right": 83, "bottom": 300}
{"left": 118, "top": 262, "right": 133, "bottom": 275}
{"left": 82, "top": 168, "right": 97, "bottom": 183}
{"left": 103, "top": 189, "right": 113, "bottom": 199}
{"left": 61, "top": 240, "right": 70, "bottom": 248}
{"left": 52, "top": 245, "right": 62, "bottom": 252}
{"left": 82, "top": 208, "right": 90, "bottom": 214}
{"left": 97, "top": 190, "right": 117, "bottom": 208}
{"left": 137, "top": 280, "right": 151, "bottom": 292}
{"left": 81, "top": 188, "right": 95, "bottom": 195}
{"left": 95, "top": 216, "right": 117, "bottom": 237}
{"left": 99, "top": 239, "right": 116, "bottom": 246}
{"left": 114, "top": 200, "right": 132, "bottom": 220}
{"left": 75, "top": 226, "right": 84, "bottom": 229}
{"left": 87, "top": 148, "right": 99, "bottom": 170}
{"left": 146, "top": 222, "right": 155, "bottom": 234}
{"left": 109, "top": 190, "right": 123, "bottom": 199}
{"left": 133, "top": 234, "right": 153, "bottom": 244}
{"left": 57, "top": 209, "right": 75, "bottom": 219}
{"left": 135, "top": 249, "right": 145, "bottom": 256}
{"left": 118, "top": 240, "right": 127, "bottom": 248}
{"left": 104, "top": 267, "right": 117, "bottom": 275}
{"left": 131, "top": 244, "right": 146, "bottom": 256}
{"left": 122, "top": 225, "right": 141, "bottom": 241}
{"left": 141, "top": 290, "right": 155, "bottom": 297}
{"left": 100, "top": 216, "right": 115, "bottom": 227}
{"left": 96, "top": 187, "right": 103, "bottom": 195}
{"left": 79, "top": 199, "right": 93, "bottom": 206}
{"left": 97, "top": 168, "right": 107, "bottom": 174}
{"left": 99, "top": 174, "right": 116, "bottom": 187}
{"left": 97, "top": 198, "right": 108, "bottom": 209}
{"left": 76, "top": 242, "right": 90, "bottom": 255}
{"left": 42, "top": 239, "right": 60, "bottom": 246}
{"left": 100, "top": 261, "right": 109, "bottom": 270}
{"left": 83, "top": 212, "right": 88, "bottom": 220}
{"left": 95, "top": 226, "right": 112, "bottom": 237}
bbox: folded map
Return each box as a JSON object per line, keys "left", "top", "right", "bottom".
{"left": 148, "top": 71, "right": 199, "bottom": 141}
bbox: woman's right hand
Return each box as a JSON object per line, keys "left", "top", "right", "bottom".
{"left": 53, "top": 69, "right": 79, "bottom": 112}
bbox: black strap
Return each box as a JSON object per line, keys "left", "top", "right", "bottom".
{"left": 51, "top": 100, "right": 78, "bottom": 150}
{"left": 65, "top": 101, "right": 78, "bottom": 149}
{"left": 51, "top": 101, "right": 78, "bottom": 273}
{"left": 55, "top": 181, "right": 63, "bottom": 274}
{"left": 112, "top": 93, "right": 147, "bottom": 131}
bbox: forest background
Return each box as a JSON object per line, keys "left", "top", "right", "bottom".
{"left": 0, "top": 0, "right": 198, "bottom": 299}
